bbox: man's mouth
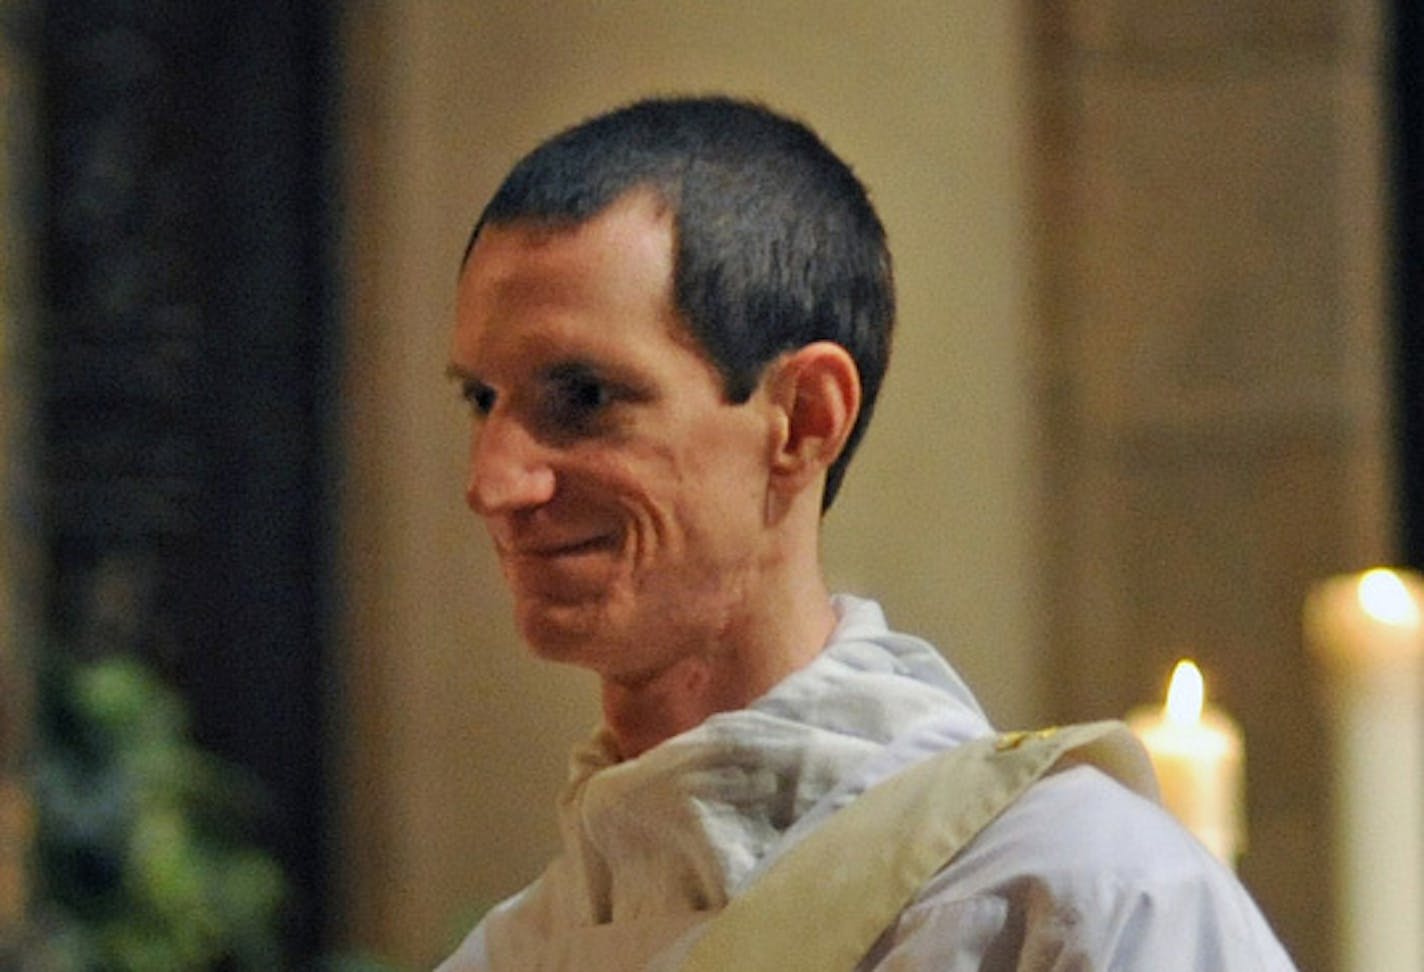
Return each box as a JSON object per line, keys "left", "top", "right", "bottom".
{"left": 497, "top": 531, "right": 620, "bottom": 601}
{"left": 504, "top": 532, "right": 619, "bottom": 561}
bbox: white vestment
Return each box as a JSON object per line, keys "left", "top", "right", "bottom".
{"left": 438, "top": 596, "right": 1296, "bottom": 971}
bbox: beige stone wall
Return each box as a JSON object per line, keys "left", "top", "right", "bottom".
{"left": 1032, "top": 3, "right": 1391, "bottom": 969}
{"left": 336, "top": 2, "right": 1040, "bottom": 962}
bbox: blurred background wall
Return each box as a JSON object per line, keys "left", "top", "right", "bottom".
{"left": 338, "top": 4, "right": 1399, "bottom": 969}
{"left": 5, "top": 1, "right": 1415, "bottom": 970}
{"left": 336, "top": 1, "right": 1401, "bottom": 967}
{"left": 1032, "top": 5, "right": 1394, "bottom": 968}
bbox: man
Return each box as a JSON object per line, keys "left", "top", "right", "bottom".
{"left": 438, "top": 97, "right": 1294, "bottom": 970}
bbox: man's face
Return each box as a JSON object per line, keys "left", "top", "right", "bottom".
{"left": 449, "top": 193, "right": 780, "bottom": 679}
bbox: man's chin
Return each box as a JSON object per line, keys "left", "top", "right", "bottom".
{"left": 515, "top": 599, "right": 610, "bottom": 666}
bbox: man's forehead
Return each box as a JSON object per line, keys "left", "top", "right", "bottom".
{"left": 451, "top": 196, "right": 704, "bottom": 370}
{"left": 464, "top": 196, "right": 672, "bottom": 291}
{"left": 469, "top": 186, "right": 674, "bottom": 258}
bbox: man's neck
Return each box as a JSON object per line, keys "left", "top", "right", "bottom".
{"left": 600, "top": 582, "right": 838, "bottom": 760}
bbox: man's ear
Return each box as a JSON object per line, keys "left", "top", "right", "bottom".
{"left": 766, "top": 341, "right": 862, "bottom": 497}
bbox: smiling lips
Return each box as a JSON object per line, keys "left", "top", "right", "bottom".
{"left": 497, "top": 532, "right": 621, "bottom": 598}
{"left": 506, "top": 533, "right": 617, "bottom": 559}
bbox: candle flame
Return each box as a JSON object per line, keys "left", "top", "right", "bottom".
{"left": 1356, "top": 568, "right": 1421, "bottom": 627}
{"left": 1165, "top": 659, "right": 1205, "bottom": 727}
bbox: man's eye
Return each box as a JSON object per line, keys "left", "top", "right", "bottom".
{"left": 462, "top": 382, "right": 496, "bottom": 416}
{"left": 549, "top": 375, "right": 612, "bottom": 425}
{"left": 536, "top": 362, "right": 625, "bottom": 434}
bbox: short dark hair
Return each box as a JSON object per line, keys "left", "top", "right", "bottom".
{"left": 465, "top": 96, "right": 895, "bottom": 510}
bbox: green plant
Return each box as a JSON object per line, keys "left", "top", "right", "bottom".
{"left": 29, "top": 656, "right": 286, "bottom": 970}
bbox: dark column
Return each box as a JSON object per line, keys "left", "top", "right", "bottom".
{"left": 31, "top": 2, "right": 338, "bottom": 963}
{"left": 1397, "top": 0, "right": 1424, "bottom": 569}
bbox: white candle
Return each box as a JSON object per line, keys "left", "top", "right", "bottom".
{"left": 1128, "top": 659, "right": 1244, "bottom": 865}
{"left": 1305, "top": 568, "right": 1424, "bottom": 972}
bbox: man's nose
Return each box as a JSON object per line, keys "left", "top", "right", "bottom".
{"left": 465, "top": 414, "right": 557, "bottom": 515}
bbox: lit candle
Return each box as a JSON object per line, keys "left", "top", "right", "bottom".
{"left": 1127, "top": 659, "right": 1244, "bottom": 865}
{"left": 1305, "top": 567, "right": 1424, "bottom": 972}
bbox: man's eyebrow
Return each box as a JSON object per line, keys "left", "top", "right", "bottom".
{"left": 540, "top": 359, "right": 600, "bottom": 382}
{"left": 540, "top": 356, "right": 656, "bottom": 399}
{"left": 445, "top": 363, "right": 479, "bottom": 383}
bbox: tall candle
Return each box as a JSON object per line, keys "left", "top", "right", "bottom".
{"left": 1305, "top": 567, "right": 1424, "bottom": 972}
{"left": 1128, "top": 659, "right": 1244, "bottom": 865}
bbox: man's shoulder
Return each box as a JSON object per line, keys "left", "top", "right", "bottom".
{"left": 872, "top": 764, "right": 1297, "bottom": 968}
{"left": 968, "top": 761, "right": 1200, "bottom": 877}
